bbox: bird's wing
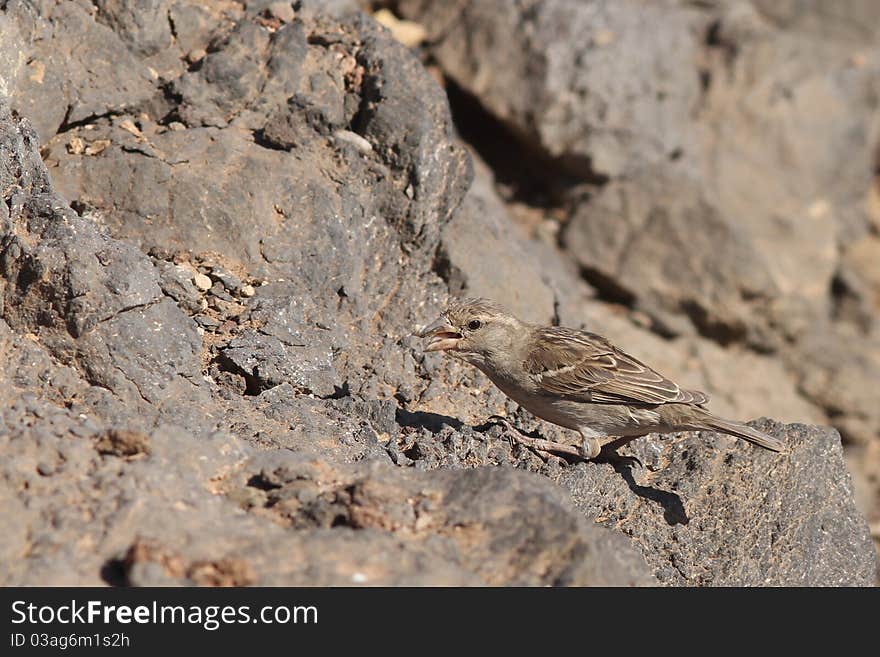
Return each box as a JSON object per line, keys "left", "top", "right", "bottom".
{"left": 524, "top": 327, "right": 709, "bottom": 406}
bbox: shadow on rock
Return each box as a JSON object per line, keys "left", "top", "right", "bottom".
{"left": 396, "top": 408, "right": 463, "bottom": 433}
{"left": 610, "top": 461, "right": 689, "bottom": 527}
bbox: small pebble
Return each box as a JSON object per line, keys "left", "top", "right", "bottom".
{"left": 333, "top": 130, "right": 372, "bottom": 155}
{"left": 592, "top": 29, "right": 616, "bottom": 46}
{"left": 209, "top": 282, "right": 234, "bottom": 302}
{"left": 118, "top": 118, "right": 143, "bottom": 138}
{"left": 195, "top": 315, "right": 221, "bottom": 329}
{"left": 193, "top": 272, "right": 212, "bottom": 291}
{"left": 186, "top": 48, "right": 206, "bottom": 64}
{"left": 241, "top": 284, "right": 256, "bottom": 297}
{"left": 67, "top": 136, "right": 85, "bottom": 155}
{"left": 84, "top": 140, "right": 110, "bottom": 156}
{"left": 168, "top": 121, "right": 186, "bottom": 132}
{"left": 210, "top": 266, "right": 242, "bottom": 292}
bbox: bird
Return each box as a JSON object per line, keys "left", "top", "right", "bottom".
{"left": 416, "top": 297, "right": 785, "bottom": 461}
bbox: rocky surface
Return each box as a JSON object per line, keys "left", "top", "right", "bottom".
{"left": 395, "top": 0, "right": 880, "bottom": 573}
{"left": 0, "top": 0, "right": 876, "bottom": 585}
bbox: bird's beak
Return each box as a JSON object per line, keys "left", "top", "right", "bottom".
{"left": 416, "top": 316, "right": 462, "bottom": 352}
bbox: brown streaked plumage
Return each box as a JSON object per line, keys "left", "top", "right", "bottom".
{"left": 524, "top": 326, "right": 710, "bottom": 406}
{"left": 417, "top": 297, "right": 785, "bottom": 460}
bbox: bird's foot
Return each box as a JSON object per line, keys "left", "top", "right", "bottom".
{"left": 576, "top": 434, "right": 645, "bottom": 470}
{"left": 486, "top": 415, "right": 519, "bottom": 445}
{"left": 601, "top": 451, "right": 644, "bottom": 471}
{"left": 487, "top": 415, "right": 581, "bottom": 461}
{"left": 596, "top": 436, "right": 645, "bottom": 470}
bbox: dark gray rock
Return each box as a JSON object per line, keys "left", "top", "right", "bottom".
{"left": 560, "top": 419, "right": 876, "bottom": 586}
{"left": 392, "top": 411, "right": 876, "bottom": 585}
{"left": 1, "top": 0, "right": 157, "bottom": 140}
{"left": 219, "top": 451, "right": 656, "bottom": 586}
{"left": 220, "top": 331, "right": 339, "bottom": 397}
{"left": 0, "top": 0, "right": 876, "bottom": 588}
{"left": 154, "top": 260, "right": 205, "bottom": 314}
{"left": 438, "top": 158, "right": 556, "bottom": 325}
{"left": 94, "top": 0, "right": 175, "bottom": 57}
{"left": 397, "top": 0, "right": 702, "bottom": 179}
{"left": 562, "top": 169, "right": 779, "bottom": 345}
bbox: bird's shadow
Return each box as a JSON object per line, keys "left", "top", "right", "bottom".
{"left": 590, "top": 436, "right": 687, "bottom": 526}
{"left": 399, "top": 413, "right": 689, "bottom": 526}
{"left": 607, "top": 458, "right": 689, "bottom": 526}
{"left": 395, "top": 408, "right": 463, "bottom": 434}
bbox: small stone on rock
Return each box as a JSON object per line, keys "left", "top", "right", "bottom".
{"left": 195, "top": 315, "right": 221, "bottom": 329}
{"left": 210, "top": 266, "right": 242, "bottom": 292}
{"left": 193, "top": 272, "right": 212, "bottom": 291}
{"left": 333, "top": 130, "right": 372, "bottom": 155}
{"left": 67, "top": 136, "right": 85, "bottom": 155}
{"left": 186, "top": 49, "right": 206, "bottom": 64}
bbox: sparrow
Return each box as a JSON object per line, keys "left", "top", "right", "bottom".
{"left": 416, "top": 298, "right": 785, "bottom": 460}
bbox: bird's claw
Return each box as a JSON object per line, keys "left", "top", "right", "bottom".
{"left": 612, "top": 453, "right": 644, "bottom": 470}
{"left": 486, "top": 415, "right": 518, "bottom": 445}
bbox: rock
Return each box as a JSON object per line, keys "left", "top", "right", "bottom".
{"left": 208, "top": 266, "right": 243, "bottom": 292}
{"left": 266, "top": 2, "right": 296, "bottom": 24}
{"left": 562, "top": 170, "right": 779, "bottom": 345}
{"left": 94, "top": 428, "right": 151, "bottom": 458}
{"left": 559, "top": 419, "right": 876, "bottom": 585}
{"left": 790, "top": 325, "right": 880, "bottom": 446}
{"left": 93, "top": 0, "right": 174, "bottom": 57}
{"left": 437, "top": 156, "right": 556, "bottom": 325}
{"left": 1, "top": 0, "right": 156, "bottom": 141}
{"left": 697, "top": 8, "right": 880, "bottom": 330}
{"left": 333, "top": 129, "right": 373, "bottom": 154}
{"left": 192, "top": 271, "right": 213, "bottom": 292}
{"left": 0, "top": 1, "right": 876, "bottom": 588}
{"left": 840, "top": 233, "right": 880, "bottom": 327}
{"left": 396, "top": 0, "right": 702, "bottom": 179}
{"left": 219, "top": 331, "right": 339, "bottom": 398}
{"left": 154, "top": 260, "right": 203, "bottom": 313}
{"left": 395, "top": 411, "right": 876, "bottom": 585}
{"left": 222, "top": 452, "right": 655, "bottom": 585}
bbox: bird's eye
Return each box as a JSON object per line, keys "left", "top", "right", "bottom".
{"left": 467, "top": 319, "right": 482, "bottom": 331}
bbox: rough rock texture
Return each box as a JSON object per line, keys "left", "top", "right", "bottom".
{"left": 0, "top": 0, "right": 876, "bottom": 585}
{"left": 395, "top": 0, "right": 880, "bottom": 574}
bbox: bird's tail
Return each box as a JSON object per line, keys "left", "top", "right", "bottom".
{"left": 700, "top": 415, "right": 786, "bottom": 453}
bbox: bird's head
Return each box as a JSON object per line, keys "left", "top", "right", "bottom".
{"left": 416, "top": 298, "right": 523, "bottom": 367}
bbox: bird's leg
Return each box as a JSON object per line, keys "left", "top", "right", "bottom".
{"left": 578, "top": 430, "right": 602, "bottom": 460}
{"left": 486, "top": 415, "right": 524, "bottom": 449}
{"left": 576, "top": 431, "right": 643, "bottom": 469}
{"left": 487, "top": 415, "right": 581, "bottom": 460}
